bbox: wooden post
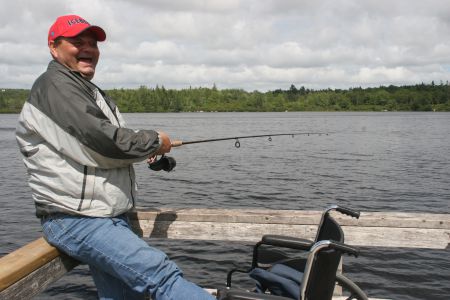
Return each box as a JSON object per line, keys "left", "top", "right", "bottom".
{"left": 0, "top": 238, "right": 79, "bottom": 300}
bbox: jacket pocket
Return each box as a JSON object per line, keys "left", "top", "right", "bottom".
{"left": 25, "top": 143, "right": 91, "bottom": 212}
{"left": 20, "top": 145, "right": 39, "bottom": 158}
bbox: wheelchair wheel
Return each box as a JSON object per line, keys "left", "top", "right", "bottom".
{"left": 335, "top": 273, "right": 368, "bottom": 300}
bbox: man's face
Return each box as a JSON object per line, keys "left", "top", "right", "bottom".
{"left": 49, "top": 31, "right": 100, "bottom": 80}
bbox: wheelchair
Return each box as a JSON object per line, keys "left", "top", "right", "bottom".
{"left": 217, "top": 205, "right": 368, "bottom": 300}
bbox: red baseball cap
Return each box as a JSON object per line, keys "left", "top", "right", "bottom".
{"left": 48, "top": 15, "right": 106, "bottom": 44}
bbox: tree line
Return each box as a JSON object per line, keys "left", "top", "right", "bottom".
{"left": 1, "top": 82, "right": 449, "bottom": 113}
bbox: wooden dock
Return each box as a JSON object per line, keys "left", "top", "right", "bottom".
{"left": 1, "top": 208, "right": 449, "bottom": 299}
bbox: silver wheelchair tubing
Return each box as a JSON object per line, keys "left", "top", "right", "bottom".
{"left": 335, "top": 273, "right": 369, "bottom": 300}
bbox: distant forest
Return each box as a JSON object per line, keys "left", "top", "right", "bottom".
{"left": 1, "top": 82, "right": 449, "bottom": 113}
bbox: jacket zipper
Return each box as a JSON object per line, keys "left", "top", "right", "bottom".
{"left": 77, "top": 166, "right": 88, "bottom": 211}
{"left": 128, "top": 166, "right": 135, "bottom": 207}
{"left": 113, "top": 104, "right": 135, "bottom": 208}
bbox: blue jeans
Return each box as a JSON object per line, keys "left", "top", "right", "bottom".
{"left": 41, "top": 214, "right": 215, "bottom": 300}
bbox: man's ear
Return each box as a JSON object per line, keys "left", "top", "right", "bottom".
{"left": 48, "top": 40, "right": 58, "bottom": 58}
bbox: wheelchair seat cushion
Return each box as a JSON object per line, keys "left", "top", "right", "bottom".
{"left": 249, "top": 264, "right": 303, "bottom": 299}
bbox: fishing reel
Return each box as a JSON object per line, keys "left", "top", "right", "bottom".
{"left": 148, "top": 155, "right": 176, "bottom": 172}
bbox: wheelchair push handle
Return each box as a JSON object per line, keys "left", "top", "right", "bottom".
{"left": 261, "top": 235, "right": 313, "bottom": 250}
{"left": 336, "top": 206, "right": 360, "bottom": 219}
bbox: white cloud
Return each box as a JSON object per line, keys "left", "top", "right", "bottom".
{"left": 1, "top": 0, "right": 449, "bottom": 91}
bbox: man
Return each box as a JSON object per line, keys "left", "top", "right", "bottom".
{"left": 16, "top": 14, "right": 215, "bottom": 300}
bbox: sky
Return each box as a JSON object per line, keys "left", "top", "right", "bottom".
{"left": 1, "top": 0, "right": 449, "bottom": 91}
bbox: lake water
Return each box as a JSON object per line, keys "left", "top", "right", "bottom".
{"left": 1, "top": 112, "right": 449, "bottom": 299}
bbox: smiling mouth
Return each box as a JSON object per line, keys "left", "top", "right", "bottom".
{"left": 78, "top": 57, "right": 93, "bottom": 64}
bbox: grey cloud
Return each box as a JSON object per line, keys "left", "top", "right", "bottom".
{"left": 1, "top": 0, "right": 449, "bottom": 91}
{"left": 110, "top": 0, "right": 242, "bottom": 13}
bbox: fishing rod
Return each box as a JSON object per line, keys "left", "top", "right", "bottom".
{"left": 171, "top": 132, "right": 327, "bottom": 148}
{"left": 149, "top": 132, "right": 328, "bottom": 172}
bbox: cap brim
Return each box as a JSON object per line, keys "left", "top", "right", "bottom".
{"left": 84, "top": 26, "right": 106, "bottom": 42}
{"left": 62, "top": 25, "right": 106, "bottom": 41}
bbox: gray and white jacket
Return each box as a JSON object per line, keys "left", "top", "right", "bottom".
{"left": 16, "top": 60, "right": 161, "bottom": 217}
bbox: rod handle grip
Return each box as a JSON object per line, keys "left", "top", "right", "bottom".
{"left": 171, "top": 140, "right": 183, "bottom": 147}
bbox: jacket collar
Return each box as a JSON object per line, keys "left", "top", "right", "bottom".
{"left": 48, "top": 59, "right": 98, "bottom": 92}
{"left": 48, "top": 59, "right": 84, "bottom": 78}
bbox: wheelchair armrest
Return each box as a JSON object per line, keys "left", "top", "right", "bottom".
{"left": 329, "top": 240, "right": 360, "bottom": 257}
{"left": 261, "top": 235, "right": 314, "bottom": 250}
{"left": 217, "top": 289, "right": 290, "bottom": 300}
{"left": 309, "top": 240, "right": 359, "bottom": 258}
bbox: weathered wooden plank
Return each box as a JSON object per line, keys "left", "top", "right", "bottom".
{"left": 130, "top": 220, "right": 449, "bottom": 249}
{"left": 0, "top": 254, "right": 78, "bottom": 300}
{"left": 128, "top": 208, "right": 450, "bottom": 249}
{"left": 130, "top": 208, "right": 450, "bottom": 229}
{"left": 335, "top": 211, "right": 449, "bottom": 229}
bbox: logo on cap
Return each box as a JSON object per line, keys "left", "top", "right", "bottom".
{"left": 67, "top": 18, "right": 89, "bottom": 26}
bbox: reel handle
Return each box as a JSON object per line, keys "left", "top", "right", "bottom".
{"left": 148, "top": 155, "right": 176, "bottom": 172}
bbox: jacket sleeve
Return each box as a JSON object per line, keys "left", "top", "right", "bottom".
{"left": 22, "top": 71, "right": 161, "bottom": 169}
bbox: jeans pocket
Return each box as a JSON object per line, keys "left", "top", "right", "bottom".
{"left": 41, "top": 216, "right": 58, "bottom": 242}
{"left": 41, "top": 215, "right": 71, "bottom": 253}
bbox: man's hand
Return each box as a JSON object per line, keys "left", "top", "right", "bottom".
{"left": 147, "top": 132, "right": 176, "bottom": 171}
{"left": 153, "top": 131, "right": 172, "bottom": 156}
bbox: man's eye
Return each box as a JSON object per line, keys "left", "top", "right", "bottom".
{"left": 69, "top": 39, "right": 82, "bottom": 46}
{"left": 67, "top": 38, "right": 97, "bottom": 48}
